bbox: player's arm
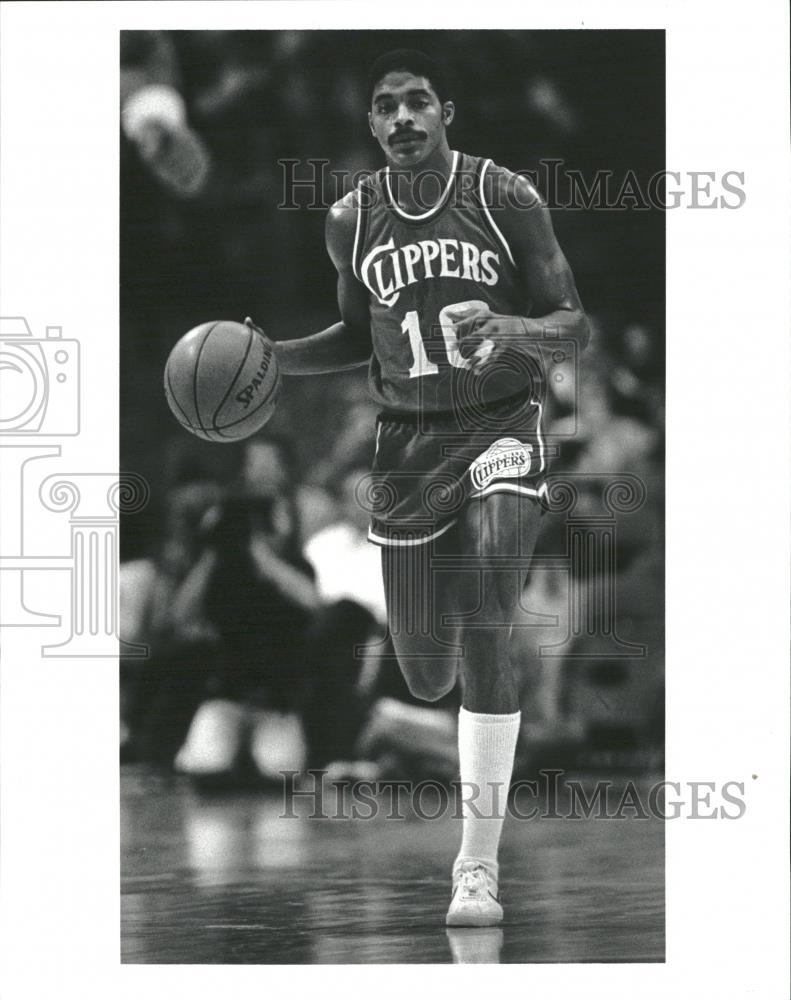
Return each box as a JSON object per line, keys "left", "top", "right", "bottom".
{"left": 503, "top": 171, "right": 589, "bottom": 349}
{"left": 457, "top": 170, "right": 590, "bottom": 360}
{"left": 266, "top": 192, "right": 373, "bottom": 375}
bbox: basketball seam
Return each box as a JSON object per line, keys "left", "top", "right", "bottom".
{"left": 168, "top": 407, "right": 215, "bottom": 440}
{"left": 165, "top": 366, "right": 193, "bottom": 427}
{"left": 168, "top": 411, "right": 192, "bottom": 430}
{"left": 211, "top": 322, "right": 256, "bottom": 431}
{"left": 213, "top": 378, "right": 281, "bottom": 434}
{"left": 192, "top": 321, "right": 221, "bottom": 435}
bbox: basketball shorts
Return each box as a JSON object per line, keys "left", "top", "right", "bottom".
{"left": 366, "top": 391, "right": 548, "bottom": 547}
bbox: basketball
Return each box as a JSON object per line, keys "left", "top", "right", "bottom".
{"left": 164, "top": 319, "right": 281, "bottom": 442}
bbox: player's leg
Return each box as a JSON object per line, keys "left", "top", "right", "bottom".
{"left": 447, "top": 492, "right": 543, "bottom": 926}
{"left": 455, "top": 492, "right": 543, "bottom": 710}
{"left": 380, "top": 528, "right": 464, "bottom": 703}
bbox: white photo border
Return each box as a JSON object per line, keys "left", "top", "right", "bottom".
{"left": 0, "top": 1, "right": 789, "bottom": 997}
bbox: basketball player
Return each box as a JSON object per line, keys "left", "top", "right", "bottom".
{"left": 248, "top": 49, "right": 589, "bottom": 926}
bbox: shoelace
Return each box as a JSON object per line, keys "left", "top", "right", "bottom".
{"left": 458, "top": 864, "right": 489, "bottom": 894}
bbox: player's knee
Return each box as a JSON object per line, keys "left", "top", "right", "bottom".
{"left": 402, "top": 661, "right": 457, "bottom": 703}
{"left": 406, "top": 677, "right": 455, "bottom": 703}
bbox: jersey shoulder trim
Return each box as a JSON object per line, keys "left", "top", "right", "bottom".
{"left": 477, "top": 158, "right": 516, "bottom": 268}
{"left": 326, "top": 191, "right": 363, "bottom": 280}
{"left": 351, "top": 172, "right": 379, "bottom": 281}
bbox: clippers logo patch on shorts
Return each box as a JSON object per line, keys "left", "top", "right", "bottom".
{"left": 470, "top": 437, "right": 533, "bottom": 490}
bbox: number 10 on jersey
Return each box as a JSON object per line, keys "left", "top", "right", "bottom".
{"left": 401, "top": 300, "right": 488, "bottom": 378}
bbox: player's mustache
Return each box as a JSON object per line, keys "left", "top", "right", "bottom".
{"left": 389, "top": 130, "right": 426, "bottom": 145}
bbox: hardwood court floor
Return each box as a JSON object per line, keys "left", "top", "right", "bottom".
{"left": 121, "top": 766, "right": 664, "bottom": 964}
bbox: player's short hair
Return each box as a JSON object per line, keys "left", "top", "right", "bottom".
{"left": 367, "top": 49, "right": 448, "bottom": 105}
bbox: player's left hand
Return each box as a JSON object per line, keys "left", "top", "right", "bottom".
{"left": 453, "top": 307, "right": 529, "bottom": 372}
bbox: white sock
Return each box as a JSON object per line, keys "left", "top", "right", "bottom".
{"left": 455, "top": 707, "right": 522, "bottom": 879}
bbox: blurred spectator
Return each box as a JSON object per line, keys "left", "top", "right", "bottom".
{"left": 310, "top": 399, "right": 380, "bottom": 489}
{"left": 121, "top": 30, "right": 211, "bottom": 198}
{"left": 550, "top": 343, "right": 660, "bottom": 477}
{"left": 168, "top": 436, "right": 317, "bottom": 782}
{"left": 123, "top": 436, "right": 386, "bottom": 785}
{"left": 120, "top": 477, "right": 224, "bottom": 763}
{"left": 350, "top": 698, "right": 459, "bottom": 784}
{"left": 304, "top": 465, "right": 386, "bottom": 624}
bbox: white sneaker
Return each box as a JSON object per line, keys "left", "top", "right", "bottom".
{"left": 446, "top": 861, "right": 503, "bottom": 927}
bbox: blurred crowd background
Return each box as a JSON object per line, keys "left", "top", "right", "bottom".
{"left": 120, "top": 29, "right": 665, "bottom": 788}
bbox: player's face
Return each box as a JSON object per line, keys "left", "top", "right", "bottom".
{"left": 368, "top": 71, "right": 454, "bottom": 168}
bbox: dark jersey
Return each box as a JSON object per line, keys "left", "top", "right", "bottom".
{"left": 352, "top": 151, "right": 534, "bottom": 414}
